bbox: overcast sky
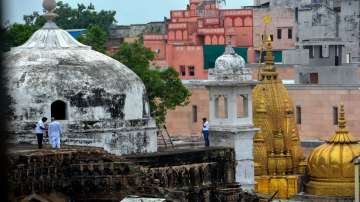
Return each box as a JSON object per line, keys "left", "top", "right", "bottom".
{"left": 3, "top": 0, "right": 253, "bottom": 25}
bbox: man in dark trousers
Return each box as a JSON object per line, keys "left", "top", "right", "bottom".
{"left": 35, "top": 117, "right": 48, "bottom": 149}
{"left": 202, "top": 118, "right": 209, "bottom": 147}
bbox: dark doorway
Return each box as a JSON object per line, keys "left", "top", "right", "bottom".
{"left": 51, "top": 100, "right": 67, "bottom": 120}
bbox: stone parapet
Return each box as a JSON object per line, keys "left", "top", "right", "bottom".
{"left": 8, "top": 145, "right": 260, "bottom": 202}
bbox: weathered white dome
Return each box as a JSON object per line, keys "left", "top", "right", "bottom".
{"left": 5, "top": 21, "right": 149, "bottom": 128}
{"left": 4, "top": 0, "right": 157, "bottom": 156}
{"left": 209, "top": 45, "right": 250, "bottom": 81}
{"left": 214, "top": 45, "right": 245, "bottom": 73}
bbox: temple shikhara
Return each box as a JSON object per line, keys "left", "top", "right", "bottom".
{"left": 252, "top": 36, "right": 306, "bottom": 198}
{"left": 4, "top": 0, "right": 360, "bottom": 201}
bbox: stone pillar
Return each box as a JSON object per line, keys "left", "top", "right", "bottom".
{"left": 234, "top": 129, "right": 257, "bottom": 191}
{"left": 209, "top": 127, "right": 258, "bottom": 192}
{"left": 205, "top": 41, "right": 259, "bottom": 192}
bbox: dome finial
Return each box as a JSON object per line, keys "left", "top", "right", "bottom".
{"left": 338, "top": 102, "right": 347, "bottom": 131}
{"left": 224, "top": 34, "right": 235, "bottom": 55}
{"left": 327, "top": 102, "right": 357, "bottom": 143}
{"left": 42, "top": 0, "right": 58, "bottom": 21}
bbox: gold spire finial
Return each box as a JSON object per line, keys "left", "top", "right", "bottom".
{"left": 259, "top": 34, "right": 277, "bottom": 81}
{"left": 327, "top": 103, "right": 357, "bottom": 143}
{"left": 337, "top": 103, "right": 346, "bottom": 131}
{"left": 264, "top": 35, "right": 274, "bottom": 65}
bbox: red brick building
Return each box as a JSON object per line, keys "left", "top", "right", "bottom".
{"left": 143, "top": 0, "right": 255, "bottom": 79}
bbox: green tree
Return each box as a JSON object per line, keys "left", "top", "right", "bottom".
{"left": 1, "top": 24, "right": 36, "bottom": 52}
{"left": 3, "top": 1, "right": 115, "bottom": 51}
{"left": 77, "top": 25, "right": 107, "bottom": 53}
{"left": 112, "top": 41, "right": 191, "bottom": 125}
{"left": 24, "top": 1, "right": 116, "bottom": 31}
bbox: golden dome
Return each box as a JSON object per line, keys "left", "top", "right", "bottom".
{"left": 306, "top": 103, "right": 360, "bottom": 197}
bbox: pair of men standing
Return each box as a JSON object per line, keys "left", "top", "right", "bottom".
{"left": 35, "top": 117, "right": 62, "bottom": 149}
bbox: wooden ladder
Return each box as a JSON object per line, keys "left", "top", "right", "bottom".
{"left": 157, "top": 125, "right": 174, "bottom": 149}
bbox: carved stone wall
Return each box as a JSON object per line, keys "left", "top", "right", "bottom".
{"left": 8, "top": 146, "right": 260, "bottom": 202}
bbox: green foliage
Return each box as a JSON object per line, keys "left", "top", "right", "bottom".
{"left": 112, "top": 41, "right": 191, "bottom": 125}
{"left": 23, "top": 1, "right": 116, "bottom": 31}
{"left": 3, "top": 1, "right": 115, "bottom": 51}
{"left": 1, "top": 24, "right": 36, "bottom": 52}
{"left": 112, "top": 42, "right": 156, "bottom": 72}
{"left": 77, "top": 25, "right": 107, "bottom": 53}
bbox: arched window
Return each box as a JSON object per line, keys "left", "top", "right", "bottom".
{"left": 215, "top": 95, "right": 228, "bottom": 119}
{"left": 237, "top": 95, "right": 249, "bottom": 118}
{"left": 51, "top": 100, "right": 67, "bottom": 120}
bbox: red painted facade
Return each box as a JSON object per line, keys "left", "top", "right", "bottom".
{"left": 143, "top": 0, "right": 254, "bottom": 79}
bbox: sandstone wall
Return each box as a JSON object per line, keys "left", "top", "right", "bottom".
{"left": 165, "top": 85, "right": 360, "bottom": 141}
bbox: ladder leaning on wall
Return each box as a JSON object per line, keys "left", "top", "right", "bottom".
{"left": 157, "top": 125, "right": 174, "bottom": 149}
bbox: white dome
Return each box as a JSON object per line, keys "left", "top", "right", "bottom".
{"left": 209, "top": 45, "right": 250, "bottom": 81}
{"left": 214, "top": 49, "right": 245, "bottom": 73}
{"left": 4, "top": 0, "right": 158, "bottom": 156}
{"left": 5, "top": 21, "right": 149, "bottom": 129}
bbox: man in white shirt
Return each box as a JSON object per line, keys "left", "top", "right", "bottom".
{"left": 48, "top": 117, "right": 62, "bottom": 149}
{"left": 35, "top": 117, "right": 48, "bottom": 149}
{"left": 202, "top": 117, "right": 209, "bottom": 147}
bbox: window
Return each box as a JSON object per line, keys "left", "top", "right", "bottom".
{"left": 304, "top": 46, "right": 314, "bottom": 58}
{"left": 188, "top": 66, "right": 195, "bottom": 76}
{"left": 277, "top": 29, "right": 282, "bottom": 39}
{"left": 215, "top": 95, "right": 228, "bottom": 119}
{"left": 335, "top": 46, "right": 340, "bottom": 66}
{"left": 333, "top": 106, "right": 338, "bottom": 125}
{"left": 346, "top": 53, "right": 351, "bottom": 63}
{"left": 334, "top": 7, "right": 341, "bottom": 12}
{"left": 296, "top": 106, "right": 302, "bottom": 124}
{"left": 237, "top": 95, "right": 249, "bottom": 118}
{"left": 319, "top": 45, "right": 323, "bottom": 58}
{"left": 192, "top": 105, "right": 198, "bottom": 123}
{"left": 51, "top": 100, "right": 67, "bottom": 120}
{"left": 288, "top": 28, "right": 292, "bottom": 39}
{"left": 180, "top": 65, "right": 186, "bottom": 76}
{"left": 309, "top": 72, "right": 319, "bottom": 84}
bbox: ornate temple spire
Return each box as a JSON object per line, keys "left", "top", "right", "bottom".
{"left": 259, "top": 35, "right": 278, "bottom": 81}
{"left": 327, "top": 103, "right": 357, "bottom": 144}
